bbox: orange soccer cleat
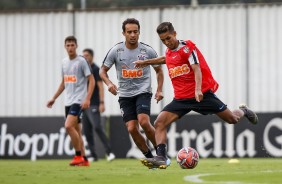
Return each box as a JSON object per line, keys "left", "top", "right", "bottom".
{"left": 69, "top": 156, "right": 84, "bottom": 166}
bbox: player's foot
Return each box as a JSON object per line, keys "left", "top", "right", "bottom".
{"left": 239, "top": 104, "right": 258, "bottom": 124}
{"left": 107, "top": 153, "right": 115, "bottom": 162}
{"left": 140, "top": 156, "right": 171, "bottom": 169}
{"left": 69, "top": 156, "right": 84, "bottom": 166}
{"left": 77, "top": 160, "right": 90, "bottom": 166}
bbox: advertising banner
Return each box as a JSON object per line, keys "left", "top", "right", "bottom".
{"left": 0, "top": 113, "right": 282, "bottom": 160}
{"left": 110, "top": 113, "right": 282, "bottom": 158}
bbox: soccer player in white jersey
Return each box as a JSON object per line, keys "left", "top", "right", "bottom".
{"left": 47, "top": 36, "right": 95, "bottom": 166}
{"left": 100, "top": 18, "right": 164, "bottom": 159}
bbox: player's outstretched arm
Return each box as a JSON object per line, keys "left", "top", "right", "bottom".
{"left": 46, "top": 78, "right": 65, "bottom": 108}
{"left": 134, "top": 56, "right": 166, "bottom": 68}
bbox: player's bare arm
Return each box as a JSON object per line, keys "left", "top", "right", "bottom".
{"left": 191, "top": 64, "right": 203, "bottom": 102}
{"left": 46, "top": 78, "right": 65, "bottom": 108}
{"left": 81, "top": 74, "right": 95, "bottom": 109}
{"left": 97, "top": 80, "right": 105, "bottom": 112}
{"left": 153, "top": 65, "right": 164, "bottom": 103}
{"left": 134, "top": 56, "right": 166, "bottom": 68}
{"left": 99, "top": 65, "right": 118, "bottom": 95}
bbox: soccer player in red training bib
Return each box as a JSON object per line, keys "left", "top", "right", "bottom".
{"left": 134, "top": 22, "right": 258, "bottom": 169}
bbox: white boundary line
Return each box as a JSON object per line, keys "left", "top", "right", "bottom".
{"left": 183, "top": 170, "right": 282, "bottom": 184}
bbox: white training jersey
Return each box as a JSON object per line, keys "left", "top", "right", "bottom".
{"left": 62, "top": 55, "right": 92, "bottom": 106}
{"left": 103, "top": 42, "right": 158, "bottom": 97}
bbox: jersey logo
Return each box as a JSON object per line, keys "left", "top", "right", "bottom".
{"left": 169, "top": 64, "right": 190, "bottom": 79}
{"left": 183, "top": 46, "right": 190, "bottom": 53}
{"left": 64, "top": 75, "right": 77, "bottom": 83}
{"left": 137, "top": 54, "right": 146, "bottom": 60}
{"left": 117, "top": 48, "right": 124, "bottom": 53}
{"left": 140, "top": 49, "right": 147, "bottom": 54}
{"left": 122, "top": 69, "right": 143, "bottom": 78}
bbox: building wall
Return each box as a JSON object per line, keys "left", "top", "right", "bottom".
{"left": 0, "top": 4, "right": 281, "bottom": 117}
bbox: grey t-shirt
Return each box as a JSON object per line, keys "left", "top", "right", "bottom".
{"left": 62, "top": 55, "right": 92, "bottom": 106}
{"left": 103, "top": 42, "right": 158, "bottom": 97}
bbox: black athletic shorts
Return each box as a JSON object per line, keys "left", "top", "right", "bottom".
{"left": 65, "top": 103, "right": 82, "bottom": 123}
{"left": 162, "top": 90, "right": 227, "bottom": 118}
{"left": 118, "top": 92, "right": 152, "bottom": 123}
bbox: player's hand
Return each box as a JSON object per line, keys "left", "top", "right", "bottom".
{"left": 134, "top": 60, "right": 148, "bottom": 68}
{"left": 195, "top": 89, "right": 203, "bottom": 102}
{"left": 99, "top": 103, "right": 105, "bottom": 113}
{"left": 155, "top": 91, "right": 164, "bottom": 103}
{"left": 108, "top": 83, "right": 118, "bottom": 95}
{"left": 46, "top": 98, "right": 55, "bottom": 108}
{"left": 81, "top": 100, "right": 90, "bottom": 110}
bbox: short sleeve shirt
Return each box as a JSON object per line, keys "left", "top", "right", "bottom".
{"left": 103, "top": 42, "right": 158, "bottom": 97}
{"left": 62, "top": 55, "right": 92, "bottom": 106}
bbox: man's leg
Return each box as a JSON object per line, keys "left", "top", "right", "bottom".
{"left": 75, "top": 122, "right": 90, "bottom": 166}
{"left": 137, "top": 114, "right": 156, "bottom": 148}
{"left": 82, "top": 108, "right": 98, "bottom": 160}
{"left": 217, "top": 105, "right": 258, "bottom": 125}
{"left": 91, "top": 108, "right": 112, "bottom": 155}
{"left": 65, "top": 115, "right": 84, "bottom": 165}
{"left": 136, "top": 93, "right": 156, "bottom": 152}
{"left": 126, "top": 120, "right": 153, "bottom": 158}
{"left": 141, "top": 111, "right": 178, "bottom": 169}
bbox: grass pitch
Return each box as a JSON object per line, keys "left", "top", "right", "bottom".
{"left": 0, "top": 158, "right": 281, "bottom": 184}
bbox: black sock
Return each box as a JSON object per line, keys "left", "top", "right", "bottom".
{"left": 75, "top": 151, "right": 81, "bottom": 156}
{"left": 143, "top": 150, "right": 154, "bottom": 158}
{"left": 83, "top": 156, "right": 88, "bottom": 161}
{"left": 156, "top": 144, "right": 167, "bottom": 158}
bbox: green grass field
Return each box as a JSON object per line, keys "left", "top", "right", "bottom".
{"left": 0, "top": 158, "right": 281, "bottom": 184}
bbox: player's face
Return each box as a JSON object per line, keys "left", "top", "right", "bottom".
{"left": 123, "top": 24, "right": 140, "bottom": 46}
{"left": 159, "top": 31, "right": 178, "bottom": 50}
{"left": 83, "top": 51, "right": 93, "bottom": 64}
{"left": 65, "top": 41, "right": 77, "bottom": 58}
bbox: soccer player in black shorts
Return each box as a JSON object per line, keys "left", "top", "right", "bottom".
{"left": 134, "top": 22, "right": 258, "bottom": 169}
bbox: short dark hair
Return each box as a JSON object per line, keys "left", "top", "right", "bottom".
{"left": 156, "top": 22, "right": 175, "bottom": 34}
{"left": 83, "top": 48, "right": 94, "bottom": 56}
{"left": 122, "top": 18, "right": 140, "bottom": 32}
{"left": 65, "top": 36, "right": 77, "bottom": 44}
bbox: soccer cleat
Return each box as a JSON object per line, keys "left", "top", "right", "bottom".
{"left": 107, "top": 153, "right": 116, "bottom": 162}
{"left": 69, "top": 156, "right": 84, "bottom": 166}
{"left": 77, "top": 160, "right": 90, "bottom": 166}
{"left": 140, "top": 156, "right": 171, "bottom": 169}
{"left": 239, "top": 104, "right": 258, "bottom": 125}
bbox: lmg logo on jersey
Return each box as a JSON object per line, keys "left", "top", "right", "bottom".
{"left": 122, "top": 69, "right": 143, "bottom": 78}
{"left": 169, "top": 64, "right": 190, "bottom": 79}
{"left": 64, "top": 75, "right": 77, "bottom": 83}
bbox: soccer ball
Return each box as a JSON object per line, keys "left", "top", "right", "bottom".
{"left": 176, "top": 147, "right": 199, "bottom": 169}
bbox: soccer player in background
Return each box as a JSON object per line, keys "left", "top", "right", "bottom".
{"left": 82, "top": 48, "right": 115, "bottom": 162}
{"left": 47, "top": 36, "right": 94, "bottom": 166}
{"left": 99, "top": 18, "right": 164, "bottom": 159}
{"left": 134, "top": 22, "right": 258, "bottom": 169}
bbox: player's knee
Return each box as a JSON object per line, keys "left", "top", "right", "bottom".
{"left": 139, "top": 119, "right": 151, "bottom": 130}
{"left": 65, "top": 125, "right": 75, "bottom": 132}
{"left": 154, "top": 120, "right": 166, "bottom": 130}
{"left": 127, "top": 125, "right": 138, "bottom": 135}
